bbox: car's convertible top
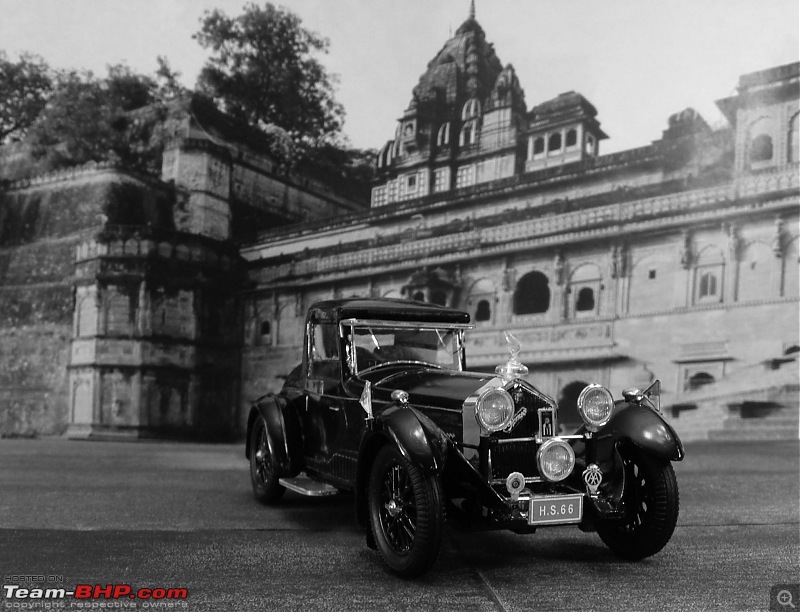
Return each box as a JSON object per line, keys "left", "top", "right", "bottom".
{"left": 308, "top": 297, "right": 471, "bottom": 325}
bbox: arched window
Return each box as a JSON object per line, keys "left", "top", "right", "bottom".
{"left": 698, "top": 272, "right": 718, "bottom": 299}
{"left": 533, "top": 137, "right": 545, "bottom": 155}
{"left": 460, "top": 120, "right": 478, "bottom": 147}
{"left": 513, "top": 271, "right": 550, "bottom": 315}
{"left": 260, "top": 321, "right": 271, "bottom": 336}
{"left": 566, "top": 129, "right": 577, "bottom": 147}
{"left": 569, "top": 263, "right": 602, "bottom": 317}
{"left": 750, "top": 134, "right": 773, "bottom": 162}
{"left": 548, "top": 132, "right": 562, "bottom": 152}
{"left": 412, "top": 291, "right": 425, "bottom": 302}
{"left": 468, "top": 278, "right": 495, "bottom": 324}
{"left": 462, "top": 98, "right": 481, "bottom": 120}
{"left": 475, "top": 299, "right": 491, "bottom": 322}
{"left": 688, "top": 372, "right": 715, "bottom": 391}
{"left": 575, "top": 287, "right": 595, "bottom": 311}
{"left": 437, "top": 122, "right": 451, "bottom": 147}
{"left": 585, "top": 135, "right": 595, "bottom": 155}
{"left": 694, "top": 246, "right": 725, "bottom": 304}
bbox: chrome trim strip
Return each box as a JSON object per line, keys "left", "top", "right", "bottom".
{"left": 492, "top": 476, "right": 544, "bottom": 485}
{"left": 339, "top": 319, "right": 473, "bottom": 330}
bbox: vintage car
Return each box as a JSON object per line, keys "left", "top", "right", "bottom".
{"left": 246, "top": 298, "right": 684, "bottom": 577}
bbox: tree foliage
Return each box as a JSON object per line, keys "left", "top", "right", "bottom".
{"left": 28, "top": 65, "right": 168, "bottom": 173}
{"left": 0, "top": 52, "right": 53, "bottom": 142}
{"left": 194, "top": 2, "right": 344, "bottom": 147}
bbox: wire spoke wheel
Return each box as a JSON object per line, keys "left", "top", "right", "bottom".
{"left": 248, "top": 418, "right": 285, "bottom": 504}
{"left": 368, "top": 445, "right": 443, "bottom": 577}
{"left": 379, "top": 464, "right": 418, "bottom": 553}
{"left": 595, "top": 449, "right": 679, "bottom": 560}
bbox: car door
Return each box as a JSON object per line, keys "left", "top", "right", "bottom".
{"left": 304, "top": 322, "right": 360, "bottom": 487}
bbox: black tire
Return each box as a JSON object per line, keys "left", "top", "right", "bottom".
{"left": 367, "top": 444, "right": 444, "bottom": 577}
{"left": 595, "top": 449, "right": 679, "bottom": 560}
{"left": 249, "top": 418, "right": 285, "bottom": 504}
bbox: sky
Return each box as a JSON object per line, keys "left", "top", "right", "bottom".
{"left": 1, "top": 0, "right": 798, "bottom": 154}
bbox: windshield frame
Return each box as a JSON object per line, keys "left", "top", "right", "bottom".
{"left": 339, "top": 318, "right": 472, "bottom": 375}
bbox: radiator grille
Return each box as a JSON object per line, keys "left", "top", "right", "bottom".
{"left": 490, "top": 382, "right": 556, "bottom": 479}
{"left": 490, "top": 441, "right": 538, "bottom": 479}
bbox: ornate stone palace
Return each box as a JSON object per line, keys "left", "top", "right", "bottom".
{"left": 240, "top": 15, "right": 799, "bottom": 437}
{"left": 0, "top": 10, "right": 797, "bottom": 440}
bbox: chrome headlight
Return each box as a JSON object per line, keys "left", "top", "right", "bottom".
{"left": 577, "top": 383, "right": 614, "bottom": 431}
{"left": 536, "top": 438, "right": 575, "bottom": 482}
{"left": 475, "top": 387, "right": 515, "bottom": 432}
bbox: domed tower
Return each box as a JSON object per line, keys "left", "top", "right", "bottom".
{"left": 371, "top": 2, "right": 527, "bottom": 207}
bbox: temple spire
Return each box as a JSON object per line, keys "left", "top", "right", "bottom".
{"left": 469, "top": 0, "right": 476, "bottom": 19}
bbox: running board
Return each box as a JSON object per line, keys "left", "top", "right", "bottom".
{"left": 279, "top": 474, "right": 339, "bottom": 497}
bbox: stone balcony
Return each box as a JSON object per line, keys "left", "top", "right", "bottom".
{"left": 252, "top": 165, "right": 798, "bottom": 286}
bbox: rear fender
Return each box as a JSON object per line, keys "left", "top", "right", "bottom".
{"left": 597, "top": 401, "right": 684, "bottom": 463}
{"left": 245, "top": 395, "right": 303, "bottom": 477}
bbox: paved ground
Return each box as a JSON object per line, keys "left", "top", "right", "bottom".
{"left": 0, "top": 438, "right": 797, "bottom": 611}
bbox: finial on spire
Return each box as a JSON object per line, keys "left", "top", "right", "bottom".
{"left": 469, "top": 0, "right": 476, "bottom": 19}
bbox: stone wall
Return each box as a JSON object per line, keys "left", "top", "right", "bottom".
{"left": 0, "top": 167, "right": 173, "bottom": 436}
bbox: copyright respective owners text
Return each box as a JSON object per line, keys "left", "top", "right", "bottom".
{"left": 2, "top": 576, "right": 189, "bottom": 610}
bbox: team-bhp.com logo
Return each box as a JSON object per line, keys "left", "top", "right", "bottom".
{"left": 4, "top": 584, "right": 188, "bottom": 601}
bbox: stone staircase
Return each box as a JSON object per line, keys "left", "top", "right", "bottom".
{"left": 667, "top": 361, "right": 799, "bottom": 442}
{"left": 708, "top": 405, "right": 799, "bottom": 441}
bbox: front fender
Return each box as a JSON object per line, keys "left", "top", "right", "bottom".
{"left": 353, "top": 404, "right": 450, "bottom": 528}
{"left": 379, "top": 404, "right": 450, "bottom": 473}
{"left": 601, "top": 401, "right": 684, "bottom": 462}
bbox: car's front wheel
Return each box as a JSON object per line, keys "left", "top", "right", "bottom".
{"left": 595, "top": 449, "right": 679, "bottom": 559}
{"left": 367, "top": 444, "right": 444, "bottom": 577}
{"left": 249, "top": 417, "right": 285, "bottom": 504}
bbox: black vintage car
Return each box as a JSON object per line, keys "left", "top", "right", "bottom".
{"left": 246, "top": 298, "right": 684, "bottom": 577}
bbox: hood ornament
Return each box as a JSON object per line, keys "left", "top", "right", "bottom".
{"left": 495, "top": 331, "right": 529, "bottom": 381}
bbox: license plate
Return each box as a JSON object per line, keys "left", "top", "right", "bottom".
{"left": 528, "top": 494, "right": 583, "bottom": 525}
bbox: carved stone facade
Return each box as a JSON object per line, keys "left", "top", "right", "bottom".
{"left": 240, "top": 15, "right": 799, "bottom": 435}
{"left": 1, "top": 15, "right": 797, "bottom": 440}
{"left": 0, "top": 98, "right": 365, "bottom": 439}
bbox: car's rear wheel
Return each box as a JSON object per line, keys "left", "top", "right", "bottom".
{"left": 368, "top": 444, "right": 444, "bottom": 577}
{"left": 249, "top": 418, "right": 285, "bottom": 504}
{"left": 595, "top": 449, "right": 679, "bottom": 559}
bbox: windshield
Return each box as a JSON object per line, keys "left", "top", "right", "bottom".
{"left": 347, "top": 324, "right": 463, "bottom": 374}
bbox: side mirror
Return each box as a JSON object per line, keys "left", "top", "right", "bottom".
{"left": 642, "top": 379, "right": 661, "bottom": 414}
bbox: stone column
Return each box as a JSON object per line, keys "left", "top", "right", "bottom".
{"left": 676, "top": 230, "right": 693, "bottom": 307}
{"left": 724, "top": 222, "right": 740, "bottom": 303}
{"left": 773, "top": 216, "right": 785, "bottom": 296}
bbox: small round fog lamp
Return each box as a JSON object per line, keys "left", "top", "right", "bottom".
{"left": 536, "top": 438, "right": 575, "bottom": 482}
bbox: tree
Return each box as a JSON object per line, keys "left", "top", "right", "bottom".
{"left": 154, "top": 55, "right": 189, "bottom": 102}
{"left": 0, "top": 52, "right": 53, "bottom": 142}
{"left": 28, "top": 65, "right": 166, "bottom": 173}
{"left": 194, "top": 3, "right": 344, "bottom": 148}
